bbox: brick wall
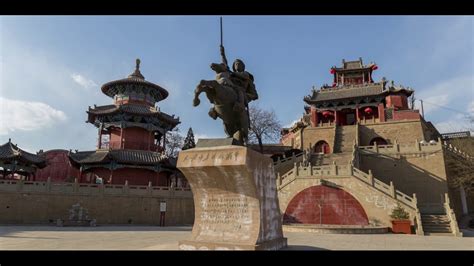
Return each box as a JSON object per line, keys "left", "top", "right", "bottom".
{"left": 359, "top": 120, "right": 425, "bottom": 146}
{"left": 0, "top": 181, "right": 194, "bottom": 225}
{"left": 301, "top": 127, "right": 336, "bottom": 152}
{"left": 359, "top": 152, "right": 448, "bottom": 205}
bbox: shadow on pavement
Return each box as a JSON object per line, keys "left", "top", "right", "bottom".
{"left": 283, "top": 245, "right": 328, "bottom": 250}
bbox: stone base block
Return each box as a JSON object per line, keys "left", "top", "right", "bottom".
{"left": 179, "top": 237, "right": 288, "bottom": 251}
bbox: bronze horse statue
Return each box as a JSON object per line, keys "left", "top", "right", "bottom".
{"left": 192, "top": 62, "right": 250, "bottom": 144}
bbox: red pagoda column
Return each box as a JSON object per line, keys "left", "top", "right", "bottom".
{"left": 334, "top": 110, "right": 338, "bottom": 126}
{"left": 378, "top": 103, "right": 385, "bottom": 122}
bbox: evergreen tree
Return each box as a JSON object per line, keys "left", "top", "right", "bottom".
{"left": 182, "top": 127, "right": 196, "bottom": 150}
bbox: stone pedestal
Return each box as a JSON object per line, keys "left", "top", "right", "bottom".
{"left": 177, "top": 144, "right": 287, "bottom": 250}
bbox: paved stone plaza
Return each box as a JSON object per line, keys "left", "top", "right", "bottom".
{"left": 0, "top": 226, "right": 472, "bottom": 250}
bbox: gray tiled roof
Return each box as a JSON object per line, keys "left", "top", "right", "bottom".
{"left": 101, "top": 77, "right": 169, "bottom": 102}
{"left": 87, "top": 104, "right": 180, "bottom": 125}
{"left": 69, "top": 149, "right": 168, "bottom": 165}
{"left": 0, "top": 141, "right": 46, "bottom": 166}
{"left": 304, "top": 83, "right": 385, "bottom": 103}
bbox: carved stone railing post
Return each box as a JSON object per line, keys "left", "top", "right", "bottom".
{"left": 413, "top": 194, "right": 424, "bottom": 235}
{"left": 389, "top": 181, "right": 396, "bottom": 198}
{"left": 309, "top": 162, "right": 313, "bottom": 176}
{"left": 374, "top": 142, "right": 379, "bottom": 153}
{"left": 277, "top": 172, "right": 282, "bottom": 186}
{"left": 332, "top": 161, "right": 337, "bottom": 175}
{"left": 415, "top": 139, "right": 421, "bottom": 151}
{"left": 294, "top": 162, "right": 298, "bottom": 176}
{"left": 123, "top": 180, "right": 129, "bottom": 194}
{"left": 73, "top": 178, "right": 79, "bottom": 192}
{"left": 348, "top": 164, "right": 353, "bottom": 176}
{"left": 16, "top": 179, "right": 24, "bottom": 192}
{"left": 148, "top": 181, "right": 153, "bottom": 196}
{"left": 46, "top": 176, "right": 52, "bottom": 192}
{"left": 368, "top": 169, "right": 374, "bottom": 186}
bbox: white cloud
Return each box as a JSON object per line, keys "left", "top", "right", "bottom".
{"left": 0, "top": 97, "right": 67, "bottom": 136}
{"left": 468, "top": 101, "right": 474, "bottom": 114}
{"left": 194, "top": 133, "right": 221, "bottom": 140}
{"left": 415, "top": 75, "right": 474, "bottom": 115}
{"left": 71, "top": 73, "right": 97, "bottom": 89}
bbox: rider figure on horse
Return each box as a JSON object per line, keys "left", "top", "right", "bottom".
{"left": 208, "top": 46, "right": 258, "bottom": 121}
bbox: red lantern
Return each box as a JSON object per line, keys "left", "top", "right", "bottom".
{"left": 364, "top": 107, "right": 373, "bottom": 114}
{"left": 372, "top": 65, "right": 378, "bottom": 70}
{"left": 323, "top": 111, "right": 332, "bottom": 117}
{"left": 332, "top": 82, "right": 337, "bottom": 87}
{"left": 330, "top": 68, "right": 335, "bottom": 74}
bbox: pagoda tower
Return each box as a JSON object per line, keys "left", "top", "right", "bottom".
{"left": 69, "top": 59, "right": 180, "bottom": 186}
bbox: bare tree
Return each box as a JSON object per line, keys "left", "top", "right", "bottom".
{"left": 248, "top": 105, "right": 282, "bottom": 152}
{"left": 165, "top": 127, "right": 184, "bottom": 158}
{"left": 444, "top": 116, "right": 474, "bottom": 195}
{"left": 445, "top": 137, "right": 474, "bottom": 195}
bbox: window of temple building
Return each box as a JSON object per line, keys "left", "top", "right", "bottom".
{"left": 314, "top": 140, "right": 331, "bottom": 154}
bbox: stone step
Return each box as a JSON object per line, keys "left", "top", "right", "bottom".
{"left": 422, "top": 224, "right": 451, "bottom": 228}
{"left": 422, "top": 219, "right": 450, "bottom": 223}
{"left": 425, "top": 232, "right": 454, "bottom": 236}
{"left": 424, "top": 229, "right": 452, "bottom": 233}
{"left": 422, "top": 223, "right": 450, "bottom": 227}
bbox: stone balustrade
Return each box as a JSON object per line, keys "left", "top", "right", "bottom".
{"left": 442, "top": 141, "right": 473, "bottom": 161}
{"left": 358, "top": 138, "right": 442, "bottom": 154}
{"left": 277, "top": 158, "right": 416, "bottom": 210}
{"left": 444, "top": 193, "right": 463, "bottom": 237}
{"left": 0, "top": 178, "right": 192, "bottom": 198}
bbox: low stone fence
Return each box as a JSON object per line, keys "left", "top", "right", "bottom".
{"left": 0, "top": 178, "right": 192, "bottom": 198}
{"left": 358, "top": 139, "right": 442, "bottom": 155}
{"left": 0, "top": 179, "right": 194, "bottom": 225}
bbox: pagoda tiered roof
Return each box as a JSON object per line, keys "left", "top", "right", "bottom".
{"left": 100, "top": 59, "right": 169, "bottom": 103}
{"left": 87, "top": 104, "right": 179, "bottom": 125}
{"left": 331, "top": 58, "right": 377, "bottom": 72}
{"left": 304, "top": 81, "right": 414, "bottom": 105}
{"left": 0, "top": 140, "right": 46, "bottom": 168}
{"left": 69, "top": 149, "right": 168, "bottom": 166}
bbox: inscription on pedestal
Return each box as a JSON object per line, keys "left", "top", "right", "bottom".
{"left": 199, "top": 196, "right": 254, "bottom": 233}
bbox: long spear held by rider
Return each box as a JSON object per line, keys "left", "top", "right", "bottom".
{"left": 219, "top": 17, "right": 252, "bottom": 131}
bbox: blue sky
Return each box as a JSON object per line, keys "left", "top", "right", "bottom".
{"left": 0, "top": 16, "right": 473, "bottom": 152}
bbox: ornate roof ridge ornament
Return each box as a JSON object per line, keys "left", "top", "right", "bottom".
{"left": 128, "top": 58, "right": 145, "bottom": 80}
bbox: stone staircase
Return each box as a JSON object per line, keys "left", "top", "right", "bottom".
{"left": 421, "top": 214, "right": 453, "bottom": 236}
{"left": 310, "top": 153, "right": 352, "bottom": 166}
{"left": 334, "top": 125, "right": 357, "bottom": 153}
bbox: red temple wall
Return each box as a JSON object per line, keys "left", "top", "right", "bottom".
{"left": 385, "top": 95, "right": 408, "bottom": 110}
{"left": 35, "top": 150, "right": 80, "bottom": 182}
{"left": 109, "top": 127, "right": 155, "bottom": 150}
{"left": 392, "top": 110, "right": 421, "bottom": 121}
{"left": 283, "top": 185, "right": 369, "bottom": 225}
{"left": 85, "top": 167, "right": 169, "bottom": 186}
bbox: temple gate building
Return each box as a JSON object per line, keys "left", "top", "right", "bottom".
{"left": 274, "top": 58, "right": 465, "bottom": 236}
{"left": 0, "top": 139, "right": 46, "bottom": 181}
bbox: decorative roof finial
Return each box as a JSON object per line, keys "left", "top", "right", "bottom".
{"left": 128, "top": 58, "right": 145, "bottom": 80}
{"left": 8, "top": 138, "right": 11, "bottom": 143}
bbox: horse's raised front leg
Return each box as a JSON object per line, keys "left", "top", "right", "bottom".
{"left": 193, "top": 81, "right": 205, "bottom": 107}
